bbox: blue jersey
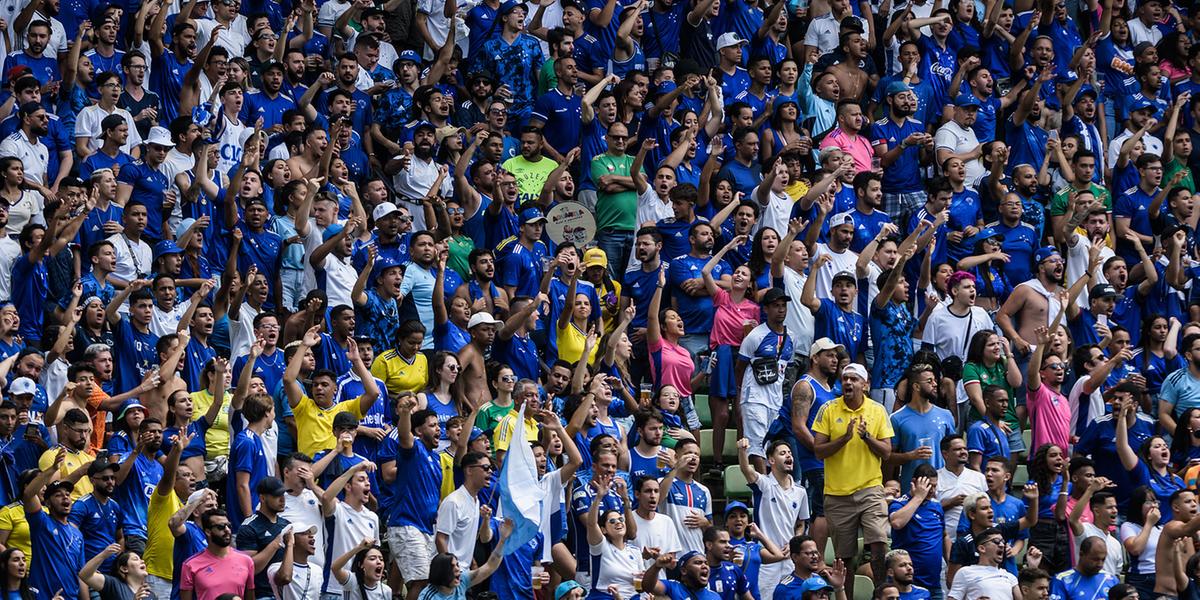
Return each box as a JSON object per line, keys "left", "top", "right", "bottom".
{"left": 669, "top": 254, "right": 728, "bottom": 335}
{"left": 1005, "top": 117, "right": 1050, "bottom": 178}
{"left": 532, "top": 89, "right": 583, "bottom": 155}
{"left": 787, "top": 374, "right": 836, "bottom": 472}
{"left": 79, "top": 204, "right": 124, "bottom": 258}
{"left": 728, "top": 539, "right": 764, "bottom": 600}
{"left": 965, "top": 418, "right": 1010, "bottom": 466}
{"left": 113, "top": 318, "right": 159, "bottom": 395}
{"left": 1115, "top": 186, "right": 1158, "bottom": 265}
{"left": 641, "top": 5, "right": 685, "bottom": 58}
{"left": 869, "top": 117, "right": 924, "bottom": 194}
{"left": 67, "top": 494, "right": 123, "bottom": 572}
{"left": 241, "top": 90, "right": 297, "bottom": 132}
{"left": 79, "top": 151, "right": 133, "bottom": 182}
{"left": 232, "top": 349, "right": 286, "bottom": 403}
{"left": 918, "top": 36, "right": 955, "bottom": 108}
{"left": 948, "top": 189, "right": 983, "bottom": 261}
{"left": 657, "top": 217, "right": 701, "bottom": 261}
{"left": 114, "top": 452, "right": 163, "bottom": 538}
{"left": 889, "top": 404, "right": 956, "bottom": 490}
{"left": 390, "top": 439, "right": 442, "bottom": 533}
{"left": 498, "top": 242, "right": 548, "bottom": 298}
{"left": 11, "top": 254, "right": 48, "bottom": 342}
{"left": 663, "top": 580, "right": 721, "bottom": 600}
{"left": 849, "top": 209, "right": 893, "bottom": 253}
{"left": 227, "top": 420, "right": 269, "bottom": 530}
{"left": 496, "top": 333, "right": 540, "bottom": 382}
{"left": 1049, "top": 569, "right": 1119, "bottom": 600}
{"left": 992, "top": 221, "right": 1038, "bottom": 284}
{"left": 182, "top": 337, "right": 217, "bottom": 394}
{"left": 117, "top": 160, "right": 171, "bottom": 240}
{"left": 813, "top": 299, "right": 865, "bottom": 359}
{"left": 477, "top": 35, "right": 545, "bottom": 114}
{"left": 1, "top": 52, "right": 59, "bottom": 86}
{"left": 171, "top": 521, "right": 208, "bottom": 600}
{"left": 149, "top": 50, "right": 191, "bottom": 125}
{"left": 27, "top": 510, "right": 84, "bottom": 600}
{"left": 624, "top": 265, "right": 663, "bottom": 329}
{"left": 887, "top": 497, "right": 945, "bottom": 590}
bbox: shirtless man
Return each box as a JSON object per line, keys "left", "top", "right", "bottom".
{"left": 456, "top": 291, "right": 501, "bottom": 409}
{"left": 285, "top": 122, "right": 338, "bottom": 182}
{"left": 996, "top": 244, "right": 1100, "bottom": 355}
{"left": 1155, "top": 488, "right": 1200, "bottom": 598}
{"left": 828, "top": 31, "right": 874, "bottom": 103}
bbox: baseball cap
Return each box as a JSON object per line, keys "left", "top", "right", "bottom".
{"left": 99, "top": 114, "right": 126, "bottom": 138}
{"left": 520, "top": 207, "right": 547, "bottom": 225}
{"left": 886, "top": 81, "right": 912, "bottom": 96}
{"left": 256, "top": 476, "right": 287, "bottom": 497}
{"left": 176, "top": 218, "right": 197, "bottom": 241}
{"left": 1128, "top": 97, "right": 1156, "bottom": 113}
{"left": 499, "top": 0, "right": 523, "bottom": 14}
{"left": 716, "top": 32, "right": 748, "bottom": 50}
{"left": 44, "top": 480, "right": 74, "bottom": 497}
{"left": 372, "top": 201, "right": 402, "bottom": 222}
{"left": 259, "top": 60, "right": 285, "bottom": 75}
{"left": 965, "top": 226, "right": 1002, "bottom": 247}
{"left": 555, "top": 582, "right": 585, "bottom": 600}
{"left": 829, "top": 211, "right": 855, "bottom": 229}
{"left": 810, "top": 337, "right": 845, "bottom": 356}
{"left": 153, "top": 240, "right": 183, "bottom": 259}
{"left": 1089, "top": 283, "right": 1117, "bottom": 299}
{"left": 843, "top": 363, "right": 869, "bottom": 381}
{"left": 1035, "top": 246, "right": 1062, "bottom": 263}
{"left": 412, "top": 120, "right": 437, "bottom": 134}
{"left": 468, "top": 312, "right": 503, "bottom": 329}
{"left": 8, "top": 377, "right": 36, "bottom": 397}
{"left": 332, "top": 411, "right": 359, "bottom": 431}
{"left": 398, "top": 49, "right": 421, "bottom": 64}
{"left": 724, "top": 500, "right": 751, "bottom": 516}
{"left": 1073, "top": 84, "right": 1098, "bottom": 103}
{"left": 954, "top": 94, "right": 982, "bottom": 108}
{"left": 88, "top": 460, "right": 119, "bottom": 477}
{"left": 468, "top": 427, "right": 486, "bottom": 442}
{"left": 801, "top": 576, "right": 835, "bottom": 594}
{"left": 290, "top": 520, "right": 319, "bottom": 535}
{"left": 323, "top": 222, "right": 345, "bottom": 242}
{"left": 583, "top": 248, "right": 608, "bottom": 269}
{"left": 761, "top": 288, "right": 791, "bottom": 304}
{"left": 832, "top": 270, "right": 858, "bottom": 286}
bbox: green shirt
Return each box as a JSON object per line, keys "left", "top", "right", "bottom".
{"left": 502, "top": 155, "right": 560, "bottom": 205}
{"left": 962, "top": 360, "right": 1019, "bottom": 429}
{"left": 538, "top": 59, "right": 558, "bottom": 96}
{"left": 1166, "top": 158, "right": 1196, "bottom": 194}
{"left": 592, "top": 153, "right": 639, "bottom": 232}
{"left": 476, "top": 399, "right": 515, "bottom": 436}
{"left": 1049, "top": 181, "right": 1112, "bottom": 216}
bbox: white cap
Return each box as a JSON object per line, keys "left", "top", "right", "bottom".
{"left": 716, "top": 32, "right": 748, "bottom": 50}
{"left": 8, "top": 377, "right": 36, "bottom": 396}
{"left": 810, "top": 337, "right": 845, "bottom": 356}
{"left": 829, "top": 211, "right": 855, "bottom": 229}
{"left": 372, "top": 201, "right": 401, "bottom": 222}
{"left": 842, "top": 363, "right": 869, "bottom": 382}
{"left": 467, "top": 312, "right": 502, "bottom": 329}
{"left": 290, "top": 520, "right": 319, "bottom": 534}
{"left": 144, "top": 126, "right": 175, "bottom": 148}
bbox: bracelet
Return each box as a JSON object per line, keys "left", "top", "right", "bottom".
{"left": 1058, "top": 491, "right": 1069, "bottom": 496}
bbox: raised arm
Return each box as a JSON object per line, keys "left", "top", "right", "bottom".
{"left": 284, "top": 326, "right": 321, "bottom": 409}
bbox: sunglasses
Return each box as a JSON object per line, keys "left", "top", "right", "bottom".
{"left": 447, "top": 207, "right": 464, "bottom": 215}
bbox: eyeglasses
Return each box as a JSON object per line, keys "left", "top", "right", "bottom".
{"left": 468, "top": 463, "right": 495, "bottom": 471}
{"left": 127, "top": 64, "right": 147, "bottom": 71}
{"left": 488, "top": 108, "right": 506, "bottom": 115}
{"left": 606, "top": 516, "right": 625, "bottom": 524}
{"left": 446, "top": 207, "right": 464, "bottom": 215}
{"left": 398, "top": 216, "right": 413, "bottom": 223}
{"left": 981, "top": 537, "right": 1006, "bottom": 547}
{"left": 446, "top": 364, "right": 460, "bottom": 372}
{"left": 501, "top": 375, "right": 517, "bottom": 383}
{"left": 1043, "top": 363, "right": 1065, "bottom": 371}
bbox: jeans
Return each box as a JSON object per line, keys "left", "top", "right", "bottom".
{"left": 597, "top": 229, "right": 634, "bottom": 282}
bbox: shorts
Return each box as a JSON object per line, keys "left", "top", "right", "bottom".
{"left": 146, "top": 575, "right": 172, "bottom": 600}
{"left": 743, "top": 403, "right": 771, "bottom": 458}
{"left": 1007, "top": 427, "right": 1026, "bottom": 453}
{"left": 869, "top": 388, "right": 897, "bottom": 413}
{"left": 825, "top": 486, "right": 889, "bottom": 559}
{"left": 802, "top": 468, "right": 826, "bottom": 517}
{"left": 709, "top": 345, "right": 739, "bottom": 398}
{"left": 387, "top": 525, "right": 435, "bottom": 580}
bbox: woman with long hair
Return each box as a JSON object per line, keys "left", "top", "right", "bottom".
{"left": 79, "top": 544, "right": 149, "bottom": 600}
{"left": 747, "top": 227, "right": 780, "bottom": 295}
{"left": 598, "top": 306, "right": 636, "bottom": 415}
{"left": 417, "top": 351, "right": 462, "bottom": 451}
{"left": 161, "top": 363, "right": 227, "bottom": 479}
{"left": 330, "top": 540, "right": 392, "bottom": 600}
{"left": 955, "top": 231, "right": 1012, "bottom": 311}
{"left": 962, "top": 331, "right": 1021, "bottom": 446}
{"left": 0, "top": 158, "right": 50, "bottom": 237}
{"left": 613, "top": 78, "right": 645, "bottom": 134}
{"left": 1172, "top": 408, "right": 1200, "bottom": 470}
{"left": 947, "top": 0, "right": 982, "bottom": 55}
{"left": 703, "top": 234, "right": 757, "bottom": 472}
{"left": 1119, "top": 486, "right": 1162, "bottom": 600}
{"left": 647, "top": 267, "right": 701, "bottom": 435}
{"left": 418, "top": 520, "right": 512, "bottom": 600}
{"left": 761, "top": 99, "right": 805, "bottom": 162}
{"left": 1118, "top": 401, "right": 1184, "bottom": 520}
{"left": 556, "top": 271, "right": 599, "bottom": 366}
{"left": 477, "top": 364, "right": 517, "bottom": 437}
{"left": 0, "top": 548, "right": 33, "bottom": 600}
{"left": 1157, "top": 31, "right": 1192, "bottom": 83}
{"left": 585, "top": 476, "right": 639, "bottom": 600}
{"left": 1028, "top": 443, "right": 1070, "bottom": 575}
{"left": 1133, "top": 315, "right": 1182, "bottom": 396}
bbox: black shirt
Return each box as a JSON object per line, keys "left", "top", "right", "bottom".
{"left": 235, "top": 512, "right": 291, "bottom": 599}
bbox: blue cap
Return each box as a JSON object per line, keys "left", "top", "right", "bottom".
{"left": 1129, "top": 97, "right": 1156, "bottom": 113}
{"left": 323, "top": 222, "right": 345, "bottom": 242}
{"left": 677, "top": 550, "right": 704, "bottom": 567}
{"left": 954, "top": 94, "right": 982, "bottom": 108}
{"left": 1035, "top": 245, "right": 1061, "bottom": 263}
{"left": 520, "top": 207, "right": 547, "bottom": 225}
{"left": 965, "top": 226, "right": 1002, "bottom": 247}
{"left": 499, "top": 0, "right": 522, "bottom": 14}
{"left": 412, "top": 120, "right": 437, "bottom": 133}
{"left": 655, "top": 81, "right": 678, "bottom": 97}
{"left": 554, "top": 581, "right": 585, "bottom": 600}
{"left": 801, "top": 576, "right": 835, "bottom": 594}
{"left": 153, "top": 240, "right": 183, "bottom": 259}
{"left": 469, "top": 427, "right": 485, "bottom": 442}
{"left": 725, "top": 500, "right": 750, "bottom": 516}
{"left": 886, "top": 80, "right": 912, "bottom": 96}
{"left": 1073, "top": 84, "right": 1098, "bottom": 103}
{"left": 373, "top": 256, "right": 403, "bottom": 284}
{"left": 398, "top": 49, "right": 420, "bottom": 64}
{"left": 117, "top": 400, "right": 146, "bottom": 419}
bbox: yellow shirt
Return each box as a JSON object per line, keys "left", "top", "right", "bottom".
{"left": 493, "top": 411, "right": 539, "bottom": 453}
{"left": 293, "top": 395, "right": 368, "bottom": 457}
{"left": 370, "top": 350, "right": 428, "bottom": 398}
{"left": 144, "top": 489, "right": 183, "bottom": 579}
{"left": 191, "top": 389, "right": 233, "bottom": 458}
{"left": 37, "top": 447, "right": 94, "bottom": 500}
{"left": 438, "top": 451, "right": 456, "bottom": 500}
{"left": 556, "top": 322, "right": 599, "bottom": 366}
{"left": 0, "top": 503, "right": 31, "bottom": 562}
{"left": 811, "top": 396, "right": 894, "bottom": 496}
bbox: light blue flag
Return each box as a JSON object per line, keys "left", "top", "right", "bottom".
{"left": 496, "top": 404, "right": 546, "bottom": 555}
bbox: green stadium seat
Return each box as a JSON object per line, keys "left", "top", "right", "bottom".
{"left": 699, "top": 429, "right": 738, "bottom": 460}
{"left": 854, "top": 575, "right": 875, "bottom": 600}
{"left": 1014, "top": 464, "right": 1028, "bottom": 487}
{"left": 1022, "top": 429, "right": 1032, "bottom": 452}
{"left": 723, "top": 465, "right": 751, "bottom": 499}
{"left": 695, "top": 394, "right": 712, "bottom": 427}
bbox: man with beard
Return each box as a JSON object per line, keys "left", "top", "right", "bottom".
{"left": 317, "top": 54, "right": 373, "bottom": 144}
{"left": 76, "top": 72, "right": 143, "bottom": 161}
{"left": 885, "top": 550, "right": 931, "bottom": 600}
{"left": 620, "top": 228, "right": 665, "bottom": 377}
{"left": 802, "top": 259, "right": 864, "bottom": 363}
{"left": 997, "top": 246, "right": 1073, "bottom": 358}
{"left": 386, "top": 122, "right": 451, "bottom": 232}
{"left": 502, "top": 127, "right": 558, "bottom": 206}
{"left": 961, "top": 64, "right": 1024, "bottom": 144}
{"left": 946, "top": 528, "right": 1020, "bottom": 600}
{"left": 457, "top": 312, "right": 502, "bottom": 409}
{"left": 499, "top": 208, "right": 550, "bottom": 300}
{"left": 243, "top": 62, "right": 296, "bottom": 134}
{"left": 478, "top": 1, "right": 545, "bottom": 127}
{"left": 397, "top": 231, "right": 438, "bottom": 349}
{"left": 0, "top": 102, "right": 51, "bottom": 186}
{"left": 236, "top": 476, "right": 292, "bottom": 600}
{"left": 23, "top": 448, "right": 86, "bottom": 600}
{"left": 736, "top": 438, "right": 809, "bottom": 598}
{"left": 69, "top": 459, "right": 124, "bottom": 572}
{"left": 1050, "top": 151, "right": 1110, "bottom": 245}
{"left": 631, "top": 412, "right": 669, "bottom": 481}
{"left": 871, "top": 82, "right": 930, "bottom": 220}
{"left": 1061, "top": 86, "right": 1106, "bottom": 181}
{"left": 1051, "top": 538, "right": 1119, "bottom": 600}
{"left": 1058, "top": 198, "right": 1119, "bottom": 309}
{"left": 353, "top": 202, "right": 412, "bottom": 272}
{"left": 148, "top": 19, "right": 199, "bottom": 126}
{"left": 642, "top": 538, "right": 721, "bottom": 599}
{"left": 119, "top": 52, "right": 160, "bottom": 138}
{"left": 352, "top": 248, "right": 403, "bottom": 359}
{"left": 231, "top": 195, "right": 284, "bottom": 310}
{"left": 113, "top": 417, "right": 165, "bottom": 554}
{"left": 116, "top": 127, "right": 175, "bottom": 242}
{"left": 1114, "top": 153, "right": 1166, "bottom": 268}
{"left": 495, "top": 295, "right": 546, "bottom": 382}
{"left": 531, "top": 57, "right": 583, "bottom": 160}
{"left": 180, "top": 509, "right": 256, "bottom": 600}
{"left": 1, "top": 21, "right": 58, "bottom": 87}
{"left": 1005, "top": 70, "right": 1054, "bottom": 178}
{"left": 934, "top": 95, "right": 985, "bottom": 188}
{"left": 775, "top": 536, "right": 846, "bottom": 600}
{"left": 457, "top": 249, "right": 505, "bottom": 317}
{"left": 669, "top": 222, "right": 725, "bottom": 358}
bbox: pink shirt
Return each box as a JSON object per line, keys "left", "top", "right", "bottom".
{"left": 649, "top": 337, "right": 695, "bottom": 397}
{"left": 180, "top": 549, "right": 256, "bottom": 600}
{"left": 1028, "top": 383, "right": 1071, "bottom": 452}
{"left": 820, "top": 128, "right": 875, "bottom": 173}
{"left": 709, "top": 289, "right": 760, "bottom": 348}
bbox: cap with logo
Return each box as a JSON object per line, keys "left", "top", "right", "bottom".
{"left": 716, "top": 32, "right": 748, "bottom": 50}
{"left": 810, "top": 337, "right": 845, "bottom": 356}
{"left": 520, "top": 207, "right": 547, "bottom": 225}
